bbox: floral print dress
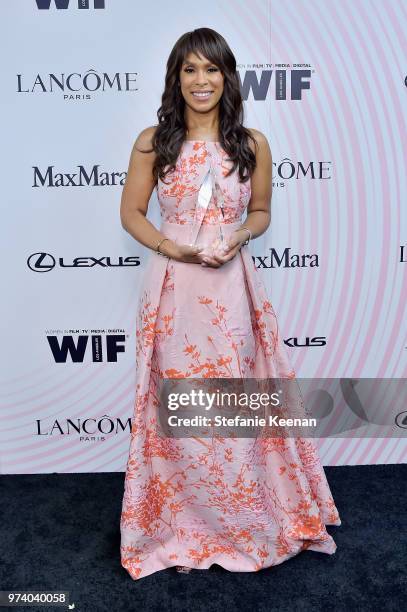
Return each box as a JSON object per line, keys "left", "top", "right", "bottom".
{"left": 120, "top": 140, "right": 341, "bottom": 580}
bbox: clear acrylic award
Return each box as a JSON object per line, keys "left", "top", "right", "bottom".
{"left": 188, "top": 165, "right": 226, "bottom": 257}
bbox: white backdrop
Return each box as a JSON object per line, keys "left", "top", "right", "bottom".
{"left": 1, "top": 0, "right": 406, "bottom": 473}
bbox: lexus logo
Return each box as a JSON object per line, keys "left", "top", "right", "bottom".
{"left": 27, "top": 252, "right": 56, "bottom": 272}
{"left": 395, "top": 411, "right": 407, "bottom": 429}
{"left": 27, "top": 252, "right": 141, "bottom": 272}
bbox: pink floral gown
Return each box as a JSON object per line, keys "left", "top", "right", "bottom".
{"left": 120, "top": 140, "right": 341, "bottom": 580}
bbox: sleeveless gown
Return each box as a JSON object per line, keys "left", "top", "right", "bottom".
{"left": 120, "top": 140, "right": 341, "bottom": 579}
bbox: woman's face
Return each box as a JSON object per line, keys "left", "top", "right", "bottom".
{"left": 179, "top": 52, "right": 224, "bottom": 112}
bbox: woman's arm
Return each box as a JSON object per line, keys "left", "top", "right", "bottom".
{"left": 204, "top": 128, "right": 272, "bottom": 268}
{"left": 120, "top": 126, "right": 174, "bottom": 255}
{"left": 235, "top": 127, "right": 272, "bottom": 243}
{"left": 120, "top": 127, "right": 203, "bottom": 262}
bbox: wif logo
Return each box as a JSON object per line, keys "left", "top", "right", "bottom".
{"left": 35, "top": 0, "right": 105, "bottom": 9}
{"left": 47, "top": 332, "right": 127, "bottom": 363}
{"left": 239, "top": 69, "right": 312, "bottom": 101}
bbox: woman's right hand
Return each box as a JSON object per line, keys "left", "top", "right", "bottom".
{"left": 159, "top": 241, "right": 205, "bottom": 264}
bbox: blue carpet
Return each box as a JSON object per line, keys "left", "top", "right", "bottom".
{"left": 1, "top": 464, "right": 405, "bottom": 611}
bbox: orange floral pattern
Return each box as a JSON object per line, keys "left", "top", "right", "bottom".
{"left": 157, "top": 141, "right": 250, "bottom": 225}
{"left": 120, "top": 141, "right": 341, "bottom": 580}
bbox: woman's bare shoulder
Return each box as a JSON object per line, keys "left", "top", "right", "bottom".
{"left": 134, "top": 125, "right": 159, "bottom": 152}
{"left": 247, "top": 127, "right": 269, "bottom": 149}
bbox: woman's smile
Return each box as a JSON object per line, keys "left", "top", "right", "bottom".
{"left": 191, "top": 91, "right": 214, "bottom": 101}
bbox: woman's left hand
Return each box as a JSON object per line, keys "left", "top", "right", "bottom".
{"left": 200, "top": 230, "right": 247, "bottom": 268}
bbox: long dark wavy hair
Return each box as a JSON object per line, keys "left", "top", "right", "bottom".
{"left": 142, "top": 27, "right": 258, "bottom": 185}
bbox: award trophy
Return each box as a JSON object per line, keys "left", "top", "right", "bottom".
{"left": 188, "top": 165, "right": 226, "bottom": 257}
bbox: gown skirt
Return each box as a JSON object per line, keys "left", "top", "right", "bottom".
{"left": 120, "top": 140, "right": 341, "bottom": 580}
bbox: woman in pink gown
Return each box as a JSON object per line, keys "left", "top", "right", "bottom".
{"left": 119, "top": 27, "right": 341, "bottom": 580}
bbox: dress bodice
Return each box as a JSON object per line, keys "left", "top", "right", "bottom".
{"left": 156, "top": 140, "right": 251, "bottom": 225}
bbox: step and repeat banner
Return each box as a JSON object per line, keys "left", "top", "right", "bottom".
{"left": 1, "top": 0, "right": 406, "bottom": 473}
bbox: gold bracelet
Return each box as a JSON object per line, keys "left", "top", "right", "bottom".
{"left": 156, "top": 237, "right": 170, "bottom": 257}
{"left": 238, "top": 226, "right": 252, "bottom": 245}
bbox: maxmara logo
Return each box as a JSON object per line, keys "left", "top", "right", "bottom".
{"left": 27, "top": 253, "right": 140, "bottom": 272}
{"left": 35, "top": 0, "right": 105, "bottom": 9}
{"left": 32, "top": 165, "right": 126, "bottom": 187}
{"left": 253, "top": 249, "right": 319, "bottom": 268}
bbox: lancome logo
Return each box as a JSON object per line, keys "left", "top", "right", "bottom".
{"left": 17, "top": 69, "right": 137, "bottom": 98}
{"left": 238, "top": 64, "right": 314, "bottom": 100}
{"left": 35, "top": 0, "right": 105, "bottom": 10}
{"left": 32, "top": 165, "right": 126, "bottom": 187}
{"left": 253, "top": 248, "right": 319, "bottom": 268}
{"left": 27, "top": 253, "right": 140, "bottom": 272}
{"left": 273, "top": 158, "right": 332, "bottom": 185}
{"left": 35, "top": 415, "right": 131, "bottom": 442}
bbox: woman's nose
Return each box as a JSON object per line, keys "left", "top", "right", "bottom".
{"left": 195, "top": 73, "right": 208, "bottom": 84}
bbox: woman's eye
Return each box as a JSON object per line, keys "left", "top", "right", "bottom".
{"left": 184, "top": 67, "right": 219, "bottom": 73}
